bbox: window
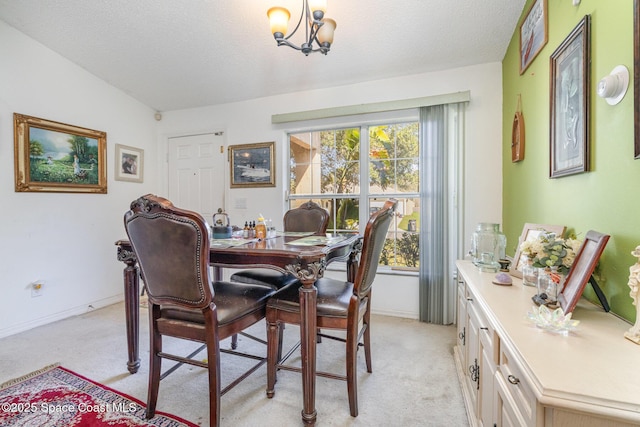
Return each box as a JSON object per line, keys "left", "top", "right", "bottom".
{"left": 288, "top": 121, "right": 420, "bottom": 269}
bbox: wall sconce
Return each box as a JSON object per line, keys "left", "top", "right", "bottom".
{"left": 597, "top": 65, "right": 629, "bottom": 105}
{"left": 572, "top": 0, "right": 580, "bottom": 5}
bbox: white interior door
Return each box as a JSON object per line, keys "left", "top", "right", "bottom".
{"left": 168, "top": 132, "right": 226, "bottom": 223}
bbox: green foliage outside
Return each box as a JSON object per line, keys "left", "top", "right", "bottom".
{"left": 292, "top": 122, "right": 421, "bottom": 268}
{"left": 29, "top": 135, "right": 99, "bottom": 184}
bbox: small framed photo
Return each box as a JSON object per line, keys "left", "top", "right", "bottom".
{"left": 115, "top": 144, "right": 144, "bottom": 183}
{"left": 510, "top": 223, "right": 566, "bottom": 278}
{"left": 519, "top": 0, "right": 548, "bottom": 74}
{"left": 228, "top": 142, "right": 275, "bottom": 188}
{"left": 558, "top": 230, "right": 609, "bottom": 313}
{"left": 549, "top": 15, "right": 591, "bottom": 178}
{"left": 13, "top": 113, "right": 107, "bottom": 193}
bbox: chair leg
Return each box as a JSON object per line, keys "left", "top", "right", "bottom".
{"left": 146, "top": 312, "right": 161, "bottom": 419}
{"left": 205, "top": 325, "right": 221, "bottom": 426}
{"left": 364, "top": 306, "right": 372, "bottom": 373}
{"left": 266, "top": 318, "right": 280, "bottom": 398}
{"left": 346, "top": 320, "right": 359, "bottom": 417}
{"left": 277, "top": 323, "right": 285, "bottom": 363}
{"left": 231, "top": 333, "right": 238, "bottom": 349}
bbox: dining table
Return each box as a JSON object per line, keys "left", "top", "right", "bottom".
{"left": 115, "top": 232, "right": 361, "bottom": 426}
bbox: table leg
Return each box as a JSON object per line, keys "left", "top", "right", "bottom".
{"left": 299, "top": 280, "right": 317, "bottom": 425}
{"left": 118, "top": 245, "right": 140, "bottom": 374}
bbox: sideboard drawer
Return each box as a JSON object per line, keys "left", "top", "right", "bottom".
{"left": 498, "top": 343, "right": 537, "bottom": 426}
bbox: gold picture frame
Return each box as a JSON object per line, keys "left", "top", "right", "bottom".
{"left": 519, "top": 0, "right": 548, "bottom": 74}
{"left": 228, "top": 142, "right": 275, "bottom": 188}
{"left": 510, "top": 223, "right": 566, "bottom": 278}
{"left": 115, "top": 144, "right": 144, "bottom": 183}
{"left": 14, "top": 113, "right": 107, "bottom": 193}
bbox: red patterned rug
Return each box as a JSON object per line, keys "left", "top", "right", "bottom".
{"left": 0, "top": 364, "right": 198, "bottom": 426}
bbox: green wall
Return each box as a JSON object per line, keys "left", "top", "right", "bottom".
{"left": 502, "top": 0, "right": 637, "bottom": 321}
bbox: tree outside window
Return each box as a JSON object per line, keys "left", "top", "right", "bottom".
{"left": 289, "top": 122, "right": 420, "bottom": 269}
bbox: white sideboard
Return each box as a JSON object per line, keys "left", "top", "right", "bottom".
{"left": 454, "top": 260, "right": 640, "bottom": 427}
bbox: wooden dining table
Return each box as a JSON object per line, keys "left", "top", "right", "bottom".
{"left": 115, "top": 233, "right": 361, "bottom": 426}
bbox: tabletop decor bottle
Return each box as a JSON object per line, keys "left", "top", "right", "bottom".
{"left": 521, "top": 256, "right": 538, "bottom": 287}
{"left": 255, "top": 215, "right": 267, "bottom": 240}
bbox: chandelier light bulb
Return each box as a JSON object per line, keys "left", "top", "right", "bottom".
{"left": 267, "top": 0, "right": 336, "bottom": 55}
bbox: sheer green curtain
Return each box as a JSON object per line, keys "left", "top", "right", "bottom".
{"left": 419, "top": 103, "right": 465, "bottom": 324}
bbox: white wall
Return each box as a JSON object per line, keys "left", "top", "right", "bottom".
{"left": 157, "top": 63, "right": 504, "bottom": 318}
{"left": 0, "top": 21, "right": 158, "bottom": 338}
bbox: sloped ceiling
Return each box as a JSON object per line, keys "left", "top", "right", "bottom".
{"left": 0, "top": 0, "right": 525, "bottom": 111}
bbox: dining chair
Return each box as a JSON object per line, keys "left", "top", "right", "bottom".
{"left": 230, "top": 200, "right": 330, "bottom": 290}
{"left": 265, "top": 198, "right": 397, "bottom": 417}
{"left": 124, "top": 194, "right": 276, "bottom": 427}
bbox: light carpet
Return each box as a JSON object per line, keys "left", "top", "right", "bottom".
{"left": 0, "top": 302, "right": 468, "bottom": 426}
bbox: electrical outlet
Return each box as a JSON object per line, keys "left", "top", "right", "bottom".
{"left": 31, "top": 281, "right": 44, "bottom": 297}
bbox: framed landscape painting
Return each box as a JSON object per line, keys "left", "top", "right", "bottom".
{"left": 14, "top": 113, "right": 107, "bottom": 193}
{"left": 228, "top": 141, "right": 275, "bottom": 188}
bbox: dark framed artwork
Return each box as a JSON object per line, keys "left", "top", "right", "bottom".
{"left": 115, "top": 144, "right": 144, "bottom": 183}
{"left": 13, "top": 113, "right": 107, "bottom": 193}
{"left": 634, "top": 0, "right": 640, "bottom": 158}
{"left": 228, "top": 141, "right": 275, "bottom": 188}
{"left": 558, "top": 230, "right": 609, "bottom": 313}
{"left": 519, "top": 0, "right": 548, "bottom": 74}
{"left": 549, "top": 15, "right": 591, "bottom": 178}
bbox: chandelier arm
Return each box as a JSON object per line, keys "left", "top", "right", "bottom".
{"left": 307, "top": 21, "right": 324, "bottom": 47}
{"left": 277, "top": 39, "right": 304, "bottom": 51}
{"left": 284, "top": 0, "right": 306, "bottom": 42}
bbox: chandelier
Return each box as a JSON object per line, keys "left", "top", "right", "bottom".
{"left": 267, "top": 0, "right": 337, "bottom": 56}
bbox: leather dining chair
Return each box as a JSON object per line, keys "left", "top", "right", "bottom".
{"left": 265, "top": 198, "right": 397, "bottom": 417}
{"left": 124, "top": 194, "right": 276, "bottom": 427}
{"left": 230, "top": 200, "right": 330, "bottom": 290}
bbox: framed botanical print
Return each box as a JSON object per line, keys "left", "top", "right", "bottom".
{"left": 549, "top": 16, "right": 591, "bottom": 178}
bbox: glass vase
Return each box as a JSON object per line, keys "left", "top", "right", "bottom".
{"left": 521, "top": 257, "right": 538, "bottom": 287}
{"left": 470, "top": 223, "right": 507, "bottom": 272}
{"left": 536, "top": 267, "right": 563, "bottom": 306}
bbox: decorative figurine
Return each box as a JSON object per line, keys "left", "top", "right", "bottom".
{"left": 624, "top": 246, "right": 640, "bottom": 344}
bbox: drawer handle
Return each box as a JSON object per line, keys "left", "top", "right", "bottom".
{"left": 480, "top": 327, "right": 489, "bottom": 331}
{"left": 508, "top": 374, "right": 520, "bottom": 385}
{"left": 467, "top": 298, "right": 473, "bottom": 302}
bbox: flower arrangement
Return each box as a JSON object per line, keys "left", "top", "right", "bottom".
{"left": 519, "top": 231, "right": 582, "bottom": 274}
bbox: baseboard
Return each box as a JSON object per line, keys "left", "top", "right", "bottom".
{"left": 0, "top": 295, "right": 123, "bottom": 339}
{"left": 371, "top": 308, "right": 419, "bottom": 320}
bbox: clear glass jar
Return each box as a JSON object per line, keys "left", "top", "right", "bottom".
{"left": 521, "top": 257, "right": 538, "bottom": 287}
{"left": 537, "top": 267, "right": 562, "bottom": 305}
{"left": 470, "top": 223, "right": 507, "bottom": 272}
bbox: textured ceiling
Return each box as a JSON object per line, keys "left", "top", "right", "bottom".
{"left": 0, "top": 0, "right": 525, "bottom": 112}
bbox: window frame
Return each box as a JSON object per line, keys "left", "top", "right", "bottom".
{"left": 284, "top": 109, "right": 420, "bottom": 271}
